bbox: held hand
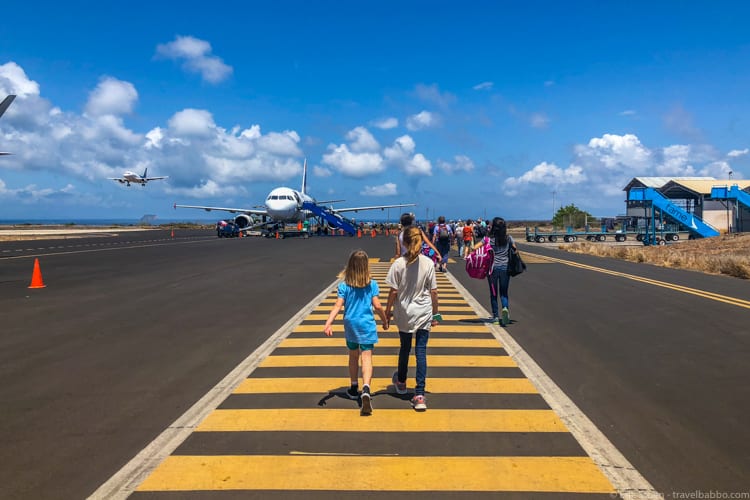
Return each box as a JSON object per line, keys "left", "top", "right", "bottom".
{"left": 382, "top": 318, "right": 390, "bottom": 330}
{"left": 431, "top": 320, "right": 439, "bottom": 327}
{"left": 323, "top": 325, "right": 333, "bottom": 337}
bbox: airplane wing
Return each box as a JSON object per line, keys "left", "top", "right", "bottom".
{"left": 108, "top": 178, "right": 126, "bottom": 183}
{"left": 145, "top": 176, "right": 168, "bottom": 181}
{"left": 0, "top": 152, "right": 12, "bottom": 156}
{"left": 329, "top": 203, "right": 416, "bottom": 214}
{"left": 173, "top": 203, "right": 268, "bottom": 216}
{"left": 0, "top": 95, "right": 15, "bottom": 119}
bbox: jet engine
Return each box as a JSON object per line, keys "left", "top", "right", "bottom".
{"left": 234, "top": 214, "right": 254, "bottom": 229}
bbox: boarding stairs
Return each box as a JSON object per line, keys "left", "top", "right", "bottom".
{"left": 628, "top": 187, "right": 720, "bottom": 239}
{"left": 301, "top": 201, "right": 357, "bottom": 235}
{"left": 710, "top": 185, "right": 750, "bottom": 211}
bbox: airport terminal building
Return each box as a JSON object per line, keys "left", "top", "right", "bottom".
{"left": 623, "top": 176, "right": 750, "bottom": 235}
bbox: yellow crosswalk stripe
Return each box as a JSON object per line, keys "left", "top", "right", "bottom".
{"left": 312, "top": 305, "right": 475, "bottom": 313}
{"left": 277, "top": 337, "right": 501, "bottom": 348}
{"left": 234, "top": 377, "right": 536, "bottom": 394}
{"left": 293, "top": 324, "right": 491, "bottom": 333}
{"left": 304, "top": 313, "right": 480, "bottom": 321}
{"left": 259, "top": 354, "right": 516, "bottom": 368}
{"left": 137, "top": 455, "right": 615, "bottom": 493}
{"left": 196, "top": 409, "right": 566, "bottom": 432}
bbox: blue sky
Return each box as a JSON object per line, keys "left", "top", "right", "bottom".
{"left": 1, "top": 1, "right": 749, "bottom": 222}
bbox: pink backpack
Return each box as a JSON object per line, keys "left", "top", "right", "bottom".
{"left": 465, "top": 237, "right": 494, "bottom": 279}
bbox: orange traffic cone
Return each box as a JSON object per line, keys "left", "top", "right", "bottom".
{"left": 171, "top": 228, "right": 175, "bottom": 238}
{"left": 276, "top": 231, "right": 279, "bottom": 239}
{"left": 28, "top": 258, "right": 46, "bottom": 289}
{"left": 357, "top": 229, "right": 362, "bottom": 238}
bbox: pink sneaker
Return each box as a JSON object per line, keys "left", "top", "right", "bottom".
{"left": 392, "top": 372, "right": 407, "bottom": 395}
{"left": 411, "top": 395, "right": 427, "bottom": 411}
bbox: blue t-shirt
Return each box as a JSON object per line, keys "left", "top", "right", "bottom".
{"left": 337, "top": 280, "right": 380, "bottom": 345}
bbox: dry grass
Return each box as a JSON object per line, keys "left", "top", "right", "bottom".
{"left": 561, "top": 233, "right": 750, "bottom": 279}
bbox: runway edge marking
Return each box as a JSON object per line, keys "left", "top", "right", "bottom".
{"left": 87, "top": 276, "right": 342, "bottom": 500}
{"left": 445, "top": 270, "right": 662, "bottom": 500}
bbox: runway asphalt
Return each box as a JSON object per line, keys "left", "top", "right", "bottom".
{"left": 0, "top": 228, "right": 748, "bottom": 498}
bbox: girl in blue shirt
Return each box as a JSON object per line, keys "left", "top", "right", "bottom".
{"left": 323, "top": 250, "right": 387, "bottom": 415}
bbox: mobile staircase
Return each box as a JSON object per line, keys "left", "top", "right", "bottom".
{"left": 301, "top": 201, "right": 357, "bottom": 235}
{"left": 710, "top": 185, "right": 750, "bottom": 210}
{"left": 628, "top": 187, "right": 719, "bottom": 243}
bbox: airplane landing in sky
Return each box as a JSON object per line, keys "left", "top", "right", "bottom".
{"left": 0, "top": 95, "right": 16, "bottom": 156}
{"left": 109, "top": 168, "right": 168, "bottom": 187}
{"left": 174, "top": 159, "right": 415, "bottom": 233}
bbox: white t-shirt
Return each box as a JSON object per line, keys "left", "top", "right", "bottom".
{"left": 386, "top": 254, "right": 437, "bottom": 333}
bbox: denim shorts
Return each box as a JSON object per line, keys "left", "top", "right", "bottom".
{"left": 346, "top": 341, "right": 375, "bottom": 351}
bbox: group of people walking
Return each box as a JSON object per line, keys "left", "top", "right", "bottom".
{"left": 323, "top": 213, "right": 517, "bottom": 415}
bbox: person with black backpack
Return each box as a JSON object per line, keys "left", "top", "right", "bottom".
{"left": 480, "top": 217, "right": 517, "bottom": 326}
{"left": 431, "top": 215, "right": 453, "bottom": 272}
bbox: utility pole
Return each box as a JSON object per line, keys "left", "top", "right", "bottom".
{"left": 552, "top": 190, "right": 556, "bottom": 220}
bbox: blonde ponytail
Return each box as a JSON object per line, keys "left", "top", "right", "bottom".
{"left": 403, "top": 226, "right": 422, "bottom": 264}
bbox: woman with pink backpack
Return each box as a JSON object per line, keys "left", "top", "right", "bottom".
{"left": 472, "top": 217, "right": 517, "bottom": 326}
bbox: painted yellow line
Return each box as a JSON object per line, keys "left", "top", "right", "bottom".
{"left": 137, "top": 455, "right": 614, "bottom": 493}
{"left": 312, "top": 305, "right": 474, "bottom": 313}
{"left": 259, "top": 354, "right": 516, "bottom": 368}
{"left": 304, "top": 313, "right": 479, "bottom": 321}
{"left": 293, "top": 324, "right": 491, "bottom": 333}
{"left": 196, "top": 409, "right": 564, "bottom": 432}
{"left": 277, "top": 337, "right": 501, "bottom": 348}
{"left": 234, "top": 377, "right": 536, "bottom": 394}
{"left": 533, "top": 252, "right": 750, "bottom": 309}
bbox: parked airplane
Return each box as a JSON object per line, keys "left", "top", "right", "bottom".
{"left": 0, "top": 95, "right": 16, "bottom": 156}
{"left": 174, "top": 159, "right": 415, "bottom": 233}
{"left": 108, "top": 168, "right": 168, "bottom": 187}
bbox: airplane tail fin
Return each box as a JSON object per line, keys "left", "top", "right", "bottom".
{"left": 142, "top": 167, "right": 148, "bottom": 179}
{"left": 0, "top": 95, "right": 16, "bottom": 119}
{"left": 301, "top": 158, "right": 308, "bottom": 195}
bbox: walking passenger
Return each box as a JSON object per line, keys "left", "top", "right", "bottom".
{"left": 323, "top": 250, "right": 388, "bottom": 415}
{"left": 455, "top": 220, "right": 465, "bottom": 257}
{"left": 462, "top": 219, "right": 475, "bottom": 259}
{"left": 476, "top": 217, "right": 517, "bottom": 326}
{"left": 394, "top": 212, "right": 441, "bottom": 262}
{"left": 432, "top": 215, "right": 453, "bottom": 272}
{"left": 385, "top": 226, "right": 440, "bottom": 411}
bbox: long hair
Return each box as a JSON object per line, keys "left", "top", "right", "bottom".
{"left": 402, "top": 226, "right": 423, "bottom": 264}
{"left": 490, "top": 217, "right": 508, "bottom": 247}
{"left": 344, "top": 250, "right": 371, "bottom": 288}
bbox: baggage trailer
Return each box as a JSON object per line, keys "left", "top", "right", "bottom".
{"left": 525, "top": 226, "right": 634, "bottom": 243}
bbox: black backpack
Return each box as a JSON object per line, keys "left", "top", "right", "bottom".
{"left": 438, "top": 224, "right": 450, "bottom": 241}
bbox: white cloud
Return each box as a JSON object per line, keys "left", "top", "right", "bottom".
{"left": 321, "top": 127, "right": 386, "bottom": 177}
{"left": 0, "top": 62, "right": 310, "bottom": 200}
{"left": 405, "top": 110, "right": 438, "bottom": 131}
{"left": 371, "top": 117, "right": 398, "bottom": 129}
{"left": 360, "top": 183, "right": 397, "bottom": 196}
{"left": 504, "top": 161, "right": 586, "bottom": 196}
{"left": 619, "top": 110, "right": 637, "bottom": 116}
{"left": 313, "top": 166, "right": 333, "bottom": 177}
{"left": 544, "top": 80, "right": 555, "bottom": 87}
{"left": 529, "top": 113, "right": 549, "bottom": 129}
{"left": 728, "top": 148, "right": 749, "bottom": 158}
{"left": 438, "top": 155, "right": 475, "bottom": 173}
{"left": 472, "top": 81, "right": 493, "bottom": 91}
{"left": 321, "top": 144, "right": 384, "bottom": 177}
{"left": 0, "top": 62, "right": 40, "bottom": 97}
{"left": 168, "top": 108, "right": 216, "bottom": 137}
{"left": 384, "top": 135, "right": 432, "bottom": 176}
{"left": 414, "top": 83, "right": 455, "bottom": 107}
{"left": 155, "top": 35, "right": 233, "bottom": 84}
{"left": 346, "top": 126, "right": 380, "bottom": 153}
{"left": 85, "top": 77, "right": 138, "bottom": 116}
